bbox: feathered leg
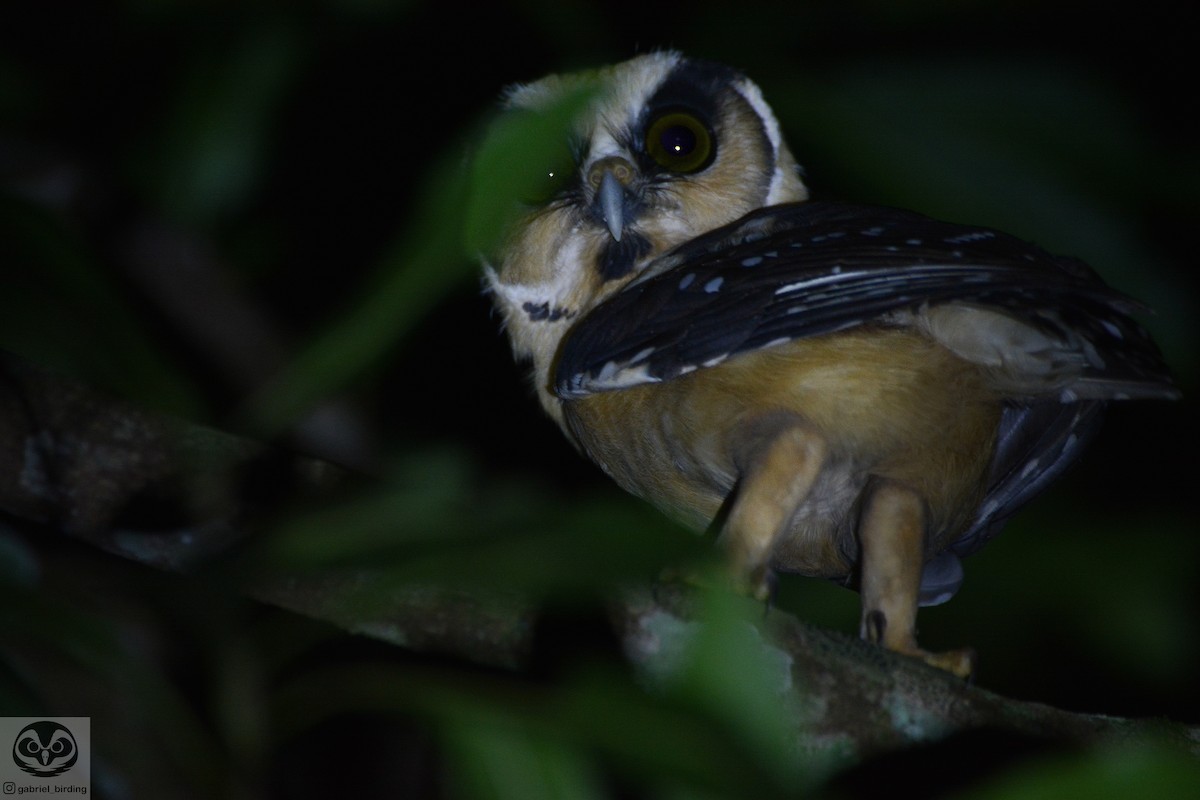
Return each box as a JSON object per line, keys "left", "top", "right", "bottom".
{"left": 858, "top": 479, "right": 976, "bottom": 678}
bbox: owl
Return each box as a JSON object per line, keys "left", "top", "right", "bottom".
{"left": 480, "top": 51, "right": 1177, "bottom": 676}
{"left": 12, "top": 720, "right": 79, "bottom": 777}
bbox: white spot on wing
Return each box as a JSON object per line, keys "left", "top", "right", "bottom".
{"left": 589, "top": 363, "right": 662, "bottom": 391}
{"left": 775, "top": 270, "right": 868, "bottom": 295}
{"left": 704, "top": 277, "right": 724, "bottom": 293}
{"left": 945, "top": 230, "right": 995, "bottom": 244}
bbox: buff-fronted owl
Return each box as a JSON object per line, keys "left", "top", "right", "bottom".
{"left": 479, "top": 51, "right": 1177, "bottom": 676}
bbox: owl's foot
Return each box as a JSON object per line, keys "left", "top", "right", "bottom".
{"left": 862, "top": 609, "right": 976, "bottom": 679}
{"left": 658, "top": 559, "right": 777, "bottom": 605}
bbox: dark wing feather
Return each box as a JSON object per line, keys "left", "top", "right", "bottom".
{"left": 954, "top": 399, "right": 1107, "bottom": 557}
{"left": 555, "top": 202, "right": 1174, "bottom": 401}
{"left": 910, "top": 399, "right": 1107, "bottom": 604}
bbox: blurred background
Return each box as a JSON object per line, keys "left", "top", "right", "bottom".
{"left": 1, "top": 1, "right": 1197, "bottom": 797}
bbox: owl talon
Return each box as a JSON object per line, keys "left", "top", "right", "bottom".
{"left": 899, "top": 645, "right": 977, "bottom": 680}
{"left": 863, "top": 609, "right": 887, "bottom": 645}
{"left": 743, "top": 564, "right": 776, "bottom": 604}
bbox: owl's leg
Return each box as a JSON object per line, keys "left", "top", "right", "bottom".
{"left": 722, "top": 423, "right": 826, "bottom": 601}
{"left": 858, "top": 479, "right": 976, "bottom": 678}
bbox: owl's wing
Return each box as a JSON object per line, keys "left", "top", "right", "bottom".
{"left": 555, "top": 202, "right": 1175, "bottom": 402}
{"left": 553, "top": 202, "right": 1177, "bottom": 581}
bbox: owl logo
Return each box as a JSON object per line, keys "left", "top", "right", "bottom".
{"left": 11, "top": 721, "right": 78, "bottom": 777}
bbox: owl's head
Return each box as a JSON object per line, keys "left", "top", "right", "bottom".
{"left": 481, "top": 52, "right": 807, "bottom": 413}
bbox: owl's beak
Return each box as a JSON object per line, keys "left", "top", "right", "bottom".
{"left": 588, "top": 156, "right": 638, "bottom": 243}
{"left": 598, "top": 170, "right": 626, "bottom": 242}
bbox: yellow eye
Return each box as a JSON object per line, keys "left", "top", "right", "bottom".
{"left": 645, "top": 111, "right": 714, "bottom": 173}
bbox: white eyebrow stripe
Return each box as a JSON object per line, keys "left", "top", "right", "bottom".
{"left": 732, "top": 76, "right": 792, "bottom": 204}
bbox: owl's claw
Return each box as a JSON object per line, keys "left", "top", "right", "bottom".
{"left": 918, "top": 646, "right": 977, "bottom": 680}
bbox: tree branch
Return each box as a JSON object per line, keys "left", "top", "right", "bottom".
{"left": 1, "top": 351, "right": 1195, "bottom": 760}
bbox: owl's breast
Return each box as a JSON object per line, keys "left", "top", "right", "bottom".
{"left": 561, "top": 327, "right": 1002, "bottom": 578}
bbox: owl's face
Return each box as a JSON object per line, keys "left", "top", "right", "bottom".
{"left": 483, "top": 51, "right": 808, "bottom": 419}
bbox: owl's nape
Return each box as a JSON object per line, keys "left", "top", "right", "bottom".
{"left": 482, "top": 52, "right": 1177, "bottom": 678}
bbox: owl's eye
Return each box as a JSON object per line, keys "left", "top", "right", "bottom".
{"left": 645, "top": 111, "right": 714, "bottom": 173}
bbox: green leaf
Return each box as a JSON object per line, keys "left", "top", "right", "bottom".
{"left": 0, "top": 194, "right": 203, "bottom": 417}
{"left": 442, "top": 711, "right": 606, "bottom": 800}
{"left": 656, "top": 587, "right": 811, "bottom": 789}
{"left": 134, "top": 17, "right": 304, "bottom": 227}
{"left": 955, "top": 742, "right": 1200, "bottom": 800}
{"left": 257, "top": 447, "right": 702, "bottom": 607}
{"left": 240, "top": 150, "right": 476, "bottom": 433}
{"left": 0, "top": 528, "right": 40, "bottom": 589}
